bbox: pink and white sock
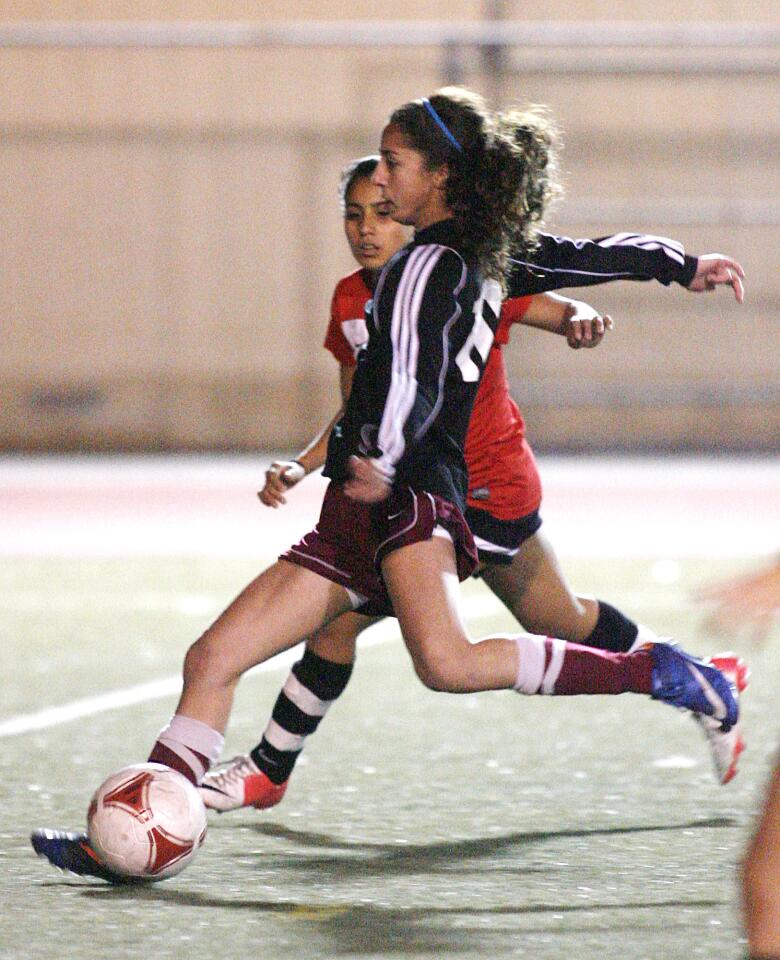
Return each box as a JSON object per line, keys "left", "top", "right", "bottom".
{"left": 148, "top": 714, "right": 224, "bottom": 785}
{"left": 513, "top": 634, "right": 653, "bottom": 696}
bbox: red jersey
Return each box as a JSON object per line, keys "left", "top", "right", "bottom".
{"left": 324, "top": 269, "right": 373, "bottom": 366}
{"left": 325, "top": 270, "right": 541, "bottom": 521}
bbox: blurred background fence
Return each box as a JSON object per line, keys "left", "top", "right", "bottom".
{"left": 2, "top": 2, "right": 778, "bottom": 454}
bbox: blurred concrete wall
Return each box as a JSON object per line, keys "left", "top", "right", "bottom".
{"left": 2, "top": 1, "right": 778, "bottom": 453}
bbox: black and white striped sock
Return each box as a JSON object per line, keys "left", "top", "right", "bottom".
{"left": 250, "top": 648, "right": 353, "bottom": 785}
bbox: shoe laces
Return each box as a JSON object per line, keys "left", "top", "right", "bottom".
{"left": 207, "top": 755, "right": 259, "bottom": 788}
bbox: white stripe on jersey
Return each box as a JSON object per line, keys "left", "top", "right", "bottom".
{"left": 509, "top": 231, "right": 686, "bottom": 277}
{"left": 415, "top": 256, "right": 468, "bottom": 439}
{"left": 508, "top": 261, "right": 640, "bottom": 280}
{"left": 597, "top": 232, "right": 685, "bottom": 266}
{"left": 454, "top": 279, "right": 501, "bottom": 382}
{"left": 377, "top": 245, "right": 443, "bottom": 477}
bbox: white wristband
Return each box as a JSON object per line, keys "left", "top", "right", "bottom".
{"left": 284, "top": 461, "right": 306, "bottom": 483}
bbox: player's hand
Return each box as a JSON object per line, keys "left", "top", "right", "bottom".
{"left": 258, "top": 460, "right": 306, "bottom": 508}
{"left": 344, "top": 455, "right": 392, "bottom": 503}
{"left": 563, "top": 302, "right": 613, "bottom": 349}
{"left": 687, "top": 254, "right": 745, "bottom": 303}
{"left": 695, "top": 561, "right": 780, "bottom": 646}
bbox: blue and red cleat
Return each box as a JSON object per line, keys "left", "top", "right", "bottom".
{"left": 30, "top": 829, "right": 131, "bottom": 884}
{"left": 649, "top": 644, "right": 749, "bottom": 783}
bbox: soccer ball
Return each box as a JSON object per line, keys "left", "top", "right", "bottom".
{"left": 87, "top": 762, "right": 207, "bottom": 881}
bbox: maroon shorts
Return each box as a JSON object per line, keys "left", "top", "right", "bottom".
{"left": 281, "top": 482, "right": 478, "bottom": 617}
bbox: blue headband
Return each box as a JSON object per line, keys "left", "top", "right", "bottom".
{"left": 422, "top": 98, "right": 463, "bottom": 153}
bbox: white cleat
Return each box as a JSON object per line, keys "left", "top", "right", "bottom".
{"left": 198, "top": 755, "right": 288, "bottom": 813}
{"left": 694, "top": 653, "right": 750, "bottom": 785}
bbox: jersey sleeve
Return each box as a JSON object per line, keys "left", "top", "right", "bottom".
{"left": 323, "top": 287, "right": 359, "bottom": 367}
{"left": 507, "top": 232, "right": 699, "bottom": 297}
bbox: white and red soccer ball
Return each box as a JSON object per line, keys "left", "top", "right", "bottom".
{"left": 87, "top": 763, "right": 207, "bottom": 881}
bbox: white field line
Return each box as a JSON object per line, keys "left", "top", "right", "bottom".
{"left": 0, "top": 594, "right": 505, "bottom": 739}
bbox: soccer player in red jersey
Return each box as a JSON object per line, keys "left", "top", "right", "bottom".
{"left": 32, "top": 89, "right": 745, "bottom": 880}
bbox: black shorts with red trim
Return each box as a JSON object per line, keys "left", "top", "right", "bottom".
{"left": 465, "top": 504, "right": 543, "bottom": 567}
{"left": 282, "top": 482, "right": 478, "bottom": 617}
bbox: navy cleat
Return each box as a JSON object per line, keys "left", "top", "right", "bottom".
{"left": 649, "top": 643, "right": 739, "bottom": 729}
{"left": 30, "top": 829, "right": 134, "bottom": 884}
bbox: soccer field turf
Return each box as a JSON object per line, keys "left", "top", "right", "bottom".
{"left": 2, "top": 456, "right": 778, "bottom": 960}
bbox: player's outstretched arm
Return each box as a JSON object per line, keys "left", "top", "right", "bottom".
{"left": 509, "top": 232, "right": 747, "bottom": 303}
{"left": 508, "top": 231, "right": 698, "bottom": 297}
{"left": 686, "top": 254, "right": 746, "bottom": 303}
{"left": 258, "top": 406, "right": 343, "bottom": 508}
{"left": 520, "top": 292, "right": 614, "bottom": 349}
{"left": 696, "top": 557, "right": 780, "bottom": 645}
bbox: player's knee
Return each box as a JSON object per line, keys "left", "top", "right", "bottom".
{"left": 409, "top": 650, "right": 461, "bottom": 693}
{"left": 182, "top": 641, "right": 207, "bottom": 686}
{"left": 182, "top": 637, "right": 231, "bottom": 687}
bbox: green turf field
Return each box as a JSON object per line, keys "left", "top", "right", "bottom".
{"left": 3, "top": 545, "right": 777, "bottom": 960}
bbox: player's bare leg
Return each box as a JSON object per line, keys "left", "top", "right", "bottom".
{"left": 383, "top": 536, "right": 643, "bottom": 694}
{"left": 481, "top": 531, "right": 746, "bottom": 781}
{"left": 148, "top": 560, "right": 353, "bottom": 786}
{"left": 382, "top": 537, "right": 739, "bottom": 736}
{"left": 383, "top": 537, "right": 519, "bottom": 692}
{"left": 482, "top": 530, "right": 661, "bottom": 652}
{"left": 199, "top": 612, "right": 378, "bottom": 812}
{"left": 175, "top": 560, "right": 353, "bottom": 734}
{"left": 307, "top": 610, "right": 376, "bottom": 664}
{"left": 742, "top": 760, "right": 780, "bottom": 957}
{"left": 481, "top": 530, "right": 599, "bottom": 640}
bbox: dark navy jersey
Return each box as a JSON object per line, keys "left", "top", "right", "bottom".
{"left": 324, "top": 219, "right": 502, "bottom": 511}
{"left": 510, "top": 231, "right": 699, "bottom": 296}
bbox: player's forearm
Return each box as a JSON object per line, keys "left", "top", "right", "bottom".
{"left": 293, "top": 407, "right": 345, "bottom": 476}
{"left": 519, "top": 292, "right": 578, "bottom": 336}
{"left": 294, "top": 366, "right": 354, "bottom": 477}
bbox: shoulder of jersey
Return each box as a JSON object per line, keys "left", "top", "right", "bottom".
{"left": 403, "top": 242, "right": 466, "bottom": 274}
{"left": 335, "top": 268, "right": 371, "bottom": 299}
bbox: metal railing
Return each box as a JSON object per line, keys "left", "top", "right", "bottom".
{"left": 3, "top": 20, "right": 779, "bottom": 78}
{"left": 1, "top": 19, "right": 779, "bottom": 48}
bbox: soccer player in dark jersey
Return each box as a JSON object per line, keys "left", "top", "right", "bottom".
{"left": 195, "top": 151, "right": 748, "bottom": 814}
{"left": 31, "top": 88, "right": 745, "bottom": 882}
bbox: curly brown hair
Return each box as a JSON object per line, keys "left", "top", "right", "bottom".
{"left": 388, "top": 87, "right": 561, "bottom": 287}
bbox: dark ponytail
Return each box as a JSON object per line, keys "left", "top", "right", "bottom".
{"left": 388, "top": 87, "right": 561, "bottom": 287}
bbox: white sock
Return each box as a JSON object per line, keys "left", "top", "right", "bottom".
{"left": 154, "top": 714, "right": 224, "bottom": 783}
{"left": 512, "top": 634, "right": 565, "bottom": 695}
